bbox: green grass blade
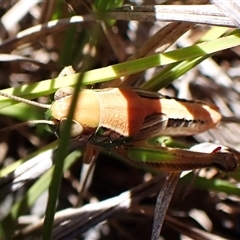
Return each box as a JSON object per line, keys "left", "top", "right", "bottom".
{"left": 0, "top": 30, "right": 240, "bottom": 109}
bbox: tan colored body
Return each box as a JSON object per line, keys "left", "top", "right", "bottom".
{"left": 50, "top": 88, "right": 221, "bottom": 145}
{"left": 0, "top": 87, "right": 237, "bottom": 172}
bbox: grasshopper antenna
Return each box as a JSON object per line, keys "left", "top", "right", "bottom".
{"left": 0, "top": 91, "right": 55, "bottom": 132}
{"left": 0, "top": 91, "right": 51, "bottom": 109}
{"left": 222, "top": 116, "right": 240, "bottom": 124}
{"left": 0, "top": 120, "right": 56, "bottom": 133}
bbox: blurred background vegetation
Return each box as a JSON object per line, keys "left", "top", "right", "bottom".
{"left": 0, "top": 0, "right": 240, "bottom": 239}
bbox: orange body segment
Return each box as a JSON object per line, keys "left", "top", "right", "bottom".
{"left": 95, "top": 88, "right": 147, "bottom": 137}
{"left": 50, "top": 90, "right": 100, "bottom": 129}
{"left": 50, "top": 88, "right": 222, "bottom": 142}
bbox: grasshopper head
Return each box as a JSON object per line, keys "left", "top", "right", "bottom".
{"left": 47, "top": 87, "right": 100, "bottom": 143}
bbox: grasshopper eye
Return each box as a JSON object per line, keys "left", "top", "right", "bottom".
{"left": 54, "top": 87, "right": 74, "bottom": 100}
{"left": 59, "top": 118, "right": 83, "bottom": 139}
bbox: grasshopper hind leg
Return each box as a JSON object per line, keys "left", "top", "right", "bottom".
{"left": 136, "top": 113, "right": 168, "bottom": 141}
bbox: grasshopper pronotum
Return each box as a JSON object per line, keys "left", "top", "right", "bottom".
{"left": 0, "top": 87, "right": 238, "bottom": 172}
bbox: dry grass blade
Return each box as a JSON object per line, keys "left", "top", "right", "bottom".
{"left": 165, "top": 215, "right": 228, "bottom": 240}
{"left": 151, "top": 173, "right": 180, "bottom": 240}
{"left": 211, "top": 0, "right": 240, "bottom": 27}
{"left": 1, "top": 5, "right": 237, "bottom": 53}
{"left": 13, "top": 175, "right": 166, "bottom": 240}
{"left": 0, "top": 1, "right": 39, "bottom": 37}
{"left": 0, "top": 147, "right": 55, "bottom": 200}
{"left": 0, "top": 16, "right": 94, "bottom": 52}
{"left": 110, "top": 5, "right": 235, "bottom": 27}
{"left": 0, "top": 54, "right": 58, "bottom": 70}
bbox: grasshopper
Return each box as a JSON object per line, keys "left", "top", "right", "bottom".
{"left": 0, "top": 86, "right": 238, "bottom": 172}
{"left": 1, "top": 86, "right": 239, "bottom": 240}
